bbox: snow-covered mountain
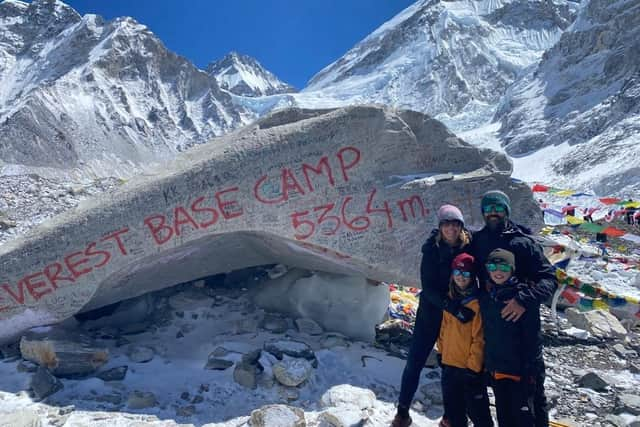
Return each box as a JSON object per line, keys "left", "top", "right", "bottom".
{"left": 495, "top": 0, "right": 640, "bottom": 196}
{"left": 1, "top": 0, "right": 637, "bottom": 197}
{"left": 0, "top": 0, "right": 273, "bottom": 179}
{"left": 297, "top": 0, "right": 579, "bottom": 130}
{"left": 207, "top": 51, "right": 295, "bottom": 97}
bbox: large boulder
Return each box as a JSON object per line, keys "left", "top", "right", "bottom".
{"left": 565, "top": 308, "right": 627, "bottom": 340}
{"left": 0, "top": 106, "right": 541, "bottom": 343}
{"left": 254, "top": 271, "right": 389, "bottom": 341}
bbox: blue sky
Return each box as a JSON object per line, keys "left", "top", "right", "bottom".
{"left": 62, "top": 0, "right": 416, "bottom": 89}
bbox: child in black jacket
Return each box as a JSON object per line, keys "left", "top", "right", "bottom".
{"left": 479, "top": 248, "right": 541, "bottom": 427}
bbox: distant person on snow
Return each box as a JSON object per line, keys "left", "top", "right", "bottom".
{"left": 626, "top": 199, "right": 636, "bottom": 225}
{"left": 391, "top": 205, "right": 473, "bottom": 427}
{"left": 564, "top": 203, "right": 575, "bottom": 217}
{"left": 470, "top": 190, "right": 557, "bottom": 427}
{"left": 479, "top": 248, "right": 540, "bottom": 427}
{"left": 437, "top": 253, "right": 493, "bottom": 427}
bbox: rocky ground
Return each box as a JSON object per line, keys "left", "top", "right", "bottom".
{"left": 0, "top": 274, "right": 638, "bottom": 426}
{"left": 0, "top": 174, "right": 123, "bottom": 246}
{"left": 1, "top": 174, "right": 640, "bottom": 426}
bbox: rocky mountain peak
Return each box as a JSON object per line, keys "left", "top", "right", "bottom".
{"left": 207, "top": 51, "right": 296, "bottom": 97}
{"left": 0, "top": 0, "right": 252, "bottom": 179}
{"left": 495, "top": 0, "right": 640, "bottom": 195}
{"left": 302, "top": 0, "right": 579, "bottom": 131}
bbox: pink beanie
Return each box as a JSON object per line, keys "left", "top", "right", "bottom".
{"left": 437, "top": 204, "right": 465, "bottom": 227}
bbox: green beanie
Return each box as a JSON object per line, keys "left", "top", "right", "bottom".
{"left": 481, "top": 190, "right": 511, "bottom": 216}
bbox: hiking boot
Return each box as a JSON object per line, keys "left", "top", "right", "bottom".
{"left": 391, "top": 413, "right": 412, "bottom": 427}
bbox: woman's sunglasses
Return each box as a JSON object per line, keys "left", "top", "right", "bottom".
{"left": 452, "top": 269, "right": 472, "bottom": 278}
{"left": 482, "top": 204, "right": 507, "bottom": 214}
{"left": 486, "top": 263, "right": 512, "bottom": 272}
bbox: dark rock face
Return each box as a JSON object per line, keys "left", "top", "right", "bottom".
{"left": 496, "top": 0, "right": 640, "bottom": 195}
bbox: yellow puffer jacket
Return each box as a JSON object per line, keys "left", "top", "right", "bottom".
{"left": 436, "top": 297, "right": 484, "bottom": 373}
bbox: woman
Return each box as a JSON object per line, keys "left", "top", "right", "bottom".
{"left": 392, "top": 204, "right": 473, "bottom": 427}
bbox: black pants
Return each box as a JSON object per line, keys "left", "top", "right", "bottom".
{"left": 441, "top": 365, "right": 493, "bottom": 427}
{"left": 531, "top": 358, "right": 549, "bottom": 427}
{"left": 491, "top": 377, "right": 534, "bottom": 427}
{"left": 398, "top": 300, "right": 442, "bottom": 407}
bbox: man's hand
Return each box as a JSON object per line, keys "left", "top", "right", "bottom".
{"left": 501, "top": 298, "right": 525, "bottom": 321}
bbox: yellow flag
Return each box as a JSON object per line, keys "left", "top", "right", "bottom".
{"left": 593, "top": 300, "right": 608, "bottom": 310}
{"left": 566, "top": 216, "right": 585, "bottom": 225}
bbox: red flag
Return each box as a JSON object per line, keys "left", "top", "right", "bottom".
{"left": 599, "top": 197, "right": 621, "bottom": 205}
{"left": 532, "top": 184, "right": 549, "bottom": 192}
{"left": 601, "top": 227, "right": 626, "bottom": 237}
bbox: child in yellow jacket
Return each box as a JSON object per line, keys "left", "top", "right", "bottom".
{"left": 437, "top": 253, "right": 493, "bottom": 427}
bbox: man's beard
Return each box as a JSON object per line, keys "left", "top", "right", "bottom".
{"left": 485, "top": 215, "right": 506, "bottom": 232}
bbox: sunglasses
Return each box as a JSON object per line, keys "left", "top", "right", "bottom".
{"left": 486, "top": 263, "right": 512, "bottom": 272}
{"left": 482, "top": 204, "right": 507, "bottom": 214}
{"left": 452, "top": 269, "right": 472, "bottom": 278}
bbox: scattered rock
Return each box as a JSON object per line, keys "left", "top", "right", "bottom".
{"left": 565, "top": 308, "right": 627, "bottom": 339}
{"left": 234, "top": 317, "right": 259, "bottom": 334}
{"left": 192, "top": 395, "right": 204, "bottom": 404}
{"left": 120, "top": 322, "right": 152, "bottom": 335}
{"left": 127, "top": 345, "right": 155, "bottom": 363}
{"left": 126, "top": 390, "right": 158, "bottom": 409}
{"left": 264, "top": 339, "right": 315, "bottom": 360}
{"left": 17, "top": 360, "right": 38, "bottom": 373}
{"left": 20, "top": 331, "right": 109, "bottom": 377}
{"left": 617, "top": 393, "right": 640, "bottom": 415}
{"left": 30, "top": 367, "right": 63, "bottom": 400}
{"left": 320, "top": 384, "right": 376, "bottom": 411}
{"left": 294, "top": 318, "right": 323, "bottom": 335}
{"left": 249, "top": 404, "right": 305, "bottom": 427}
{"left": 578, "top": 372, "right": 609, "bottom": 392}
{"left": 267, "top": 264, "right": 288, "bottom": 279}
{"left": 96, "top": 366, "right": 128, "bottom": 381}
{"left": 211, "top": 346, "right": 230, "bottom": 357}
{"left": 205, "top": 356, "right": 234, "bottom": 370}
{"left": 319, "top": 333, "right": 350, "bottom": 349}
{"left": 95, "top": 393, "right": 123, "bottom": 405}
{"left": 177, "top": 405, "right": 196, "bottom": 417}
{"left": 278, "top": 386, "right": 300, "bottom": 402}
{"left": 613, "top": 343, "right": 638, "bottom": 359}
{"left": 261, "top": 314, "right": 289, "bottom": 333}
{"left": 233, "top": 350, "right": 264, "bottom": 389}
{"left": 273, "top": 358, "right": 313, "bottom": 387}
{"left": 318, "top": 406, "right": 368, "bottom": 427}
{"left": 0, "top": 341, "right": 21, "bottom": 360}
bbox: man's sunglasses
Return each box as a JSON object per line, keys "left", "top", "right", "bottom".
{"left": 486, "top": 262, "right": 512, "bottom": 272}
{"left": 482, "top": 204, "right": 507, "bottom": 214}
{"left": 452, "top": 269, "right": 471, "bottom": 278}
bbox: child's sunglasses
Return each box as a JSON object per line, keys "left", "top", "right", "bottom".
{"left": 486, "top": 262, "right": 512, "bottom": 272}
{"left": 482, "top": 204, "right": 507, "bottom": 214}
{"left": 452, "top": 269, "right": 471, "bottom": 278}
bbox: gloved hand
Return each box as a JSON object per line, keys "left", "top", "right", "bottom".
{"left": 443, "top": 297, "right": 461, "bottom": 314}
{"left": 444, "top": 298, "right": 475, "bottom": 323}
